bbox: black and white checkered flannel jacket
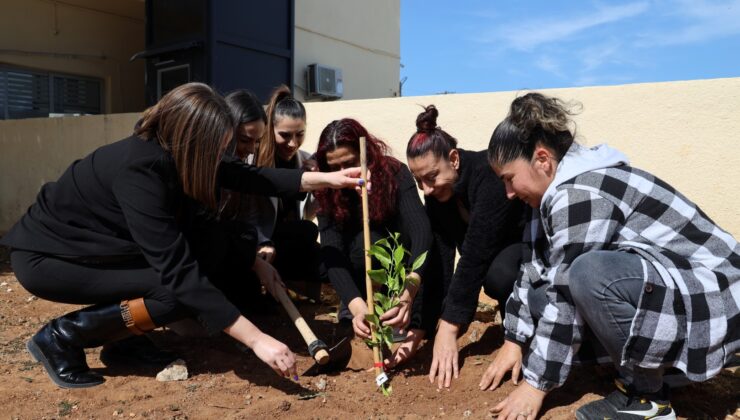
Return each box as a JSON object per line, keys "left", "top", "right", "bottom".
{"left": 504, "top": 159, "right": 740, "bottom": 392}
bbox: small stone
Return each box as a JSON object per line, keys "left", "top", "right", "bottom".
{"left": 156, "top": 359, "right": 188, "bottom": 382}
{"left": 0, "top": 282, "right": 6, "bottom": 286}
{"left": 129, "top": 413, "right": 136, "bottom": 418}
{"left": 6, "top": 288, "right": 12, "bottom": 292}
{"left": 278, "top": 400, "right": 291, "bottom": 411}
{"left": 26, "top": 296, "right": 36, "bottom": 302}
{"left": 316, "top": 377, "right": 327, "bottom": 391}
{"left": 463, "top": 410, "right": 472, "bottom": 418}
{"left": 468, "top": 329, "right": 480, "bottom": 343}
{"left": 245, "top": 394, "right": 252, "bottom": 400}
{"left": 113, "top": 409, "right": 123, "bottom": 416}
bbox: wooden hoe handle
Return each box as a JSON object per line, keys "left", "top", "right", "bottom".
{"left": 273, "top": 285, "right": 330, "bottom": 365}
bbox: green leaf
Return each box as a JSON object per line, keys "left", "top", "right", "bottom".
{"left": 393, "top": 245, "right": 405, "bottom": 266}
{"left": 374, "top": 304, "right": 384, "bottom": 316}
{"left": 368, "top": 245, "right": 391, "bottom": 268}
{"left": 367, "top": 269, "right": 387, "bottom": 285}
{"left": 365, "top": 313, "right": 379, "bottom": 325}
{"left": 383, "top": 332, "right": 393, "bottom": 348}
{"left": 374, "top": 238, "right": 390, "bottom": 249}
{"left": 411, "top": 251, "right": 428, "bottom": 272}
{"left": 373, "top": 292, "right": 386, "bottom": 304}
{"left": 386, "top": 275, "right": 397, "bottom": 293}
{"left": 380, "top": 383, "right": 392, "bottom": 396}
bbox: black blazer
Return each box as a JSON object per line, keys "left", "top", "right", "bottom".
{"left": 1, "top": 134, "right": 303, "bottom": 333}
{"left": 425, "top": 149, "right": 524, "bottom": 326}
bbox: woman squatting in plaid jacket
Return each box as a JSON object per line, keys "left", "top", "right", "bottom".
{"left": 481, "top": 93, "right": 739, "bottom": 420}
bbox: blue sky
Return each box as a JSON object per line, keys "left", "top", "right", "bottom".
{"left": 400, "top": 0, "right": 740, "bottom": 96}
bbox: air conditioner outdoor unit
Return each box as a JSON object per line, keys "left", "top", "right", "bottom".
{"left": 306, "top": 64, "right": 343, "bottom": 99}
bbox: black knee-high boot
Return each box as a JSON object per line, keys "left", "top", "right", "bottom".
{"left": 27, "top": 303, "right": 135, "bottom": 388}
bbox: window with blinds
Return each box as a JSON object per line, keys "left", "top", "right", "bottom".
{"left": 0, "top": 67, "right": 103, "bottom": 120}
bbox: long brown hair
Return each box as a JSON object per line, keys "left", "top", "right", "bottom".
{"left": 135, "top": 82, "right": 234, "bottom": 209}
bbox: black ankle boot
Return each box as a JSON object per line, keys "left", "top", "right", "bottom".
{"left": 27, "top": 303, "right": 133, "bottom": 389}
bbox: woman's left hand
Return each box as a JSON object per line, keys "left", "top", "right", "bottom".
{"left": 489, "top": 382, "right": 546, "bottom": 420}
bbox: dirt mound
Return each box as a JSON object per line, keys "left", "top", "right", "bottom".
{"left": 1, "top": 248, "right": 738, "bottom": 419}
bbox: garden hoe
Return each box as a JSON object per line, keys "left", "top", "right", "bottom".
{"left": 273, "top": 284, "right": 352, "bottom": 374}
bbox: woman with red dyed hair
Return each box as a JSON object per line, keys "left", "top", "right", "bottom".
{"left": 315, "top": 118, "right": 435, "bottom": 367}
{"left": 406, "top": 105, "right": 525, "bottom": 390}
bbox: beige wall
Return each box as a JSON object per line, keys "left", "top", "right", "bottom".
{"left": 294, "top": 0, "right": 400, "bottom": 101}
{"left": 1, "top": 77, "right": 738, "bottom": 239}
{"left": 0, "top": 0, "right": 145, "bottom": 114}
{"left": 299, "top": 77, "right": 740, "bottom": 237}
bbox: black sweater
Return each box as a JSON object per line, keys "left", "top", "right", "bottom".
{"left": 318, "top": 164, "right": 433, "bottom": 305}
{"left": 1, "top": 135, "right": 303, "bottom": 333}
{"left": 426, "top": 149, "right": 524, "bottom": 325}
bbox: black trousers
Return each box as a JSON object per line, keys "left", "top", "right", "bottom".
{"left": 184, "top": 217, "right": 265, "bottom": 315}
{"left": 419, "top": 242, "right": 523, "bottom": 333}
{"left": 11, "top": 218, "right": 264, "bottom": 327}
{"left": 271, "top": 220, "right": 321, "bottom": 283}
{"left": 11, "top": 250, "right": 187, "bottom": 326}
{"left": 482, "top": 242, "right": 522, "bottom": 312}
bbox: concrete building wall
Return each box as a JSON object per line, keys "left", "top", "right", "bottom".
{"left": 0, "top": 0, "right": 146, "bottom": 114}
{"left": 294, "top": 0, "right": 401, "bottom": 101}
{"left": 1, "top": 78, "right": 738, "bottom": 238}
{"left": 0, "top": 1, "right": 400, "bottom": 114}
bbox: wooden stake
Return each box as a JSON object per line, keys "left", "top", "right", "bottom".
{"left": 360, "top": 136, "right": 382, "bottom": 377}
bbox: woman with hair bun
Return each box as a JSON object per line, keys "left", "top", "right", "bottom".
{"left": 406, "top": 105, "right": 525, "bottom": 390}
{"left": 315, "top": 118, "right": 435, "bottom": 367}
{"left": 483, "top": 92, "right": 739, "bottom": 419}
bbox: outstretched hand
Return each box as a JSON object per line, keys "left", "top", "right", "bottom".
{"left": 251, "top": 332, "right": 298, "bottom": 379}
{"left": 384, "top": 329, "right": 425, "bottom": 369}
{"left": 479, "top": 339, "right": 523, "bottom": 391}
{"left": 428, "top": 320, "right": 460, "bottom": 389}
{"left": 348, "top": 297, "right": 371, "bottom": 339}
{"left": 489, "top": 382, "right": 546, "bottom": 420}
{"left": 299, "top": 167, "right": 365, "bottom": 192}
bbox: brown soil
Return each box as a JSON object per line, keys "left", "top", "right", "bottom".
{"left": 0, "top": 246, "right": 738, "bottom": 419}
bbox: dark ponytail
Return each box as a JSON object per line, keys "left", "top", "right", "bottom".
{"left": 256, "top": 85, "right": 307, "bottom": 168}
{"left": 406, "top": 105, "right": 458, "bottom": 160}
{"left": 488, "top": 92, "right": 579, "bottom": 167}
